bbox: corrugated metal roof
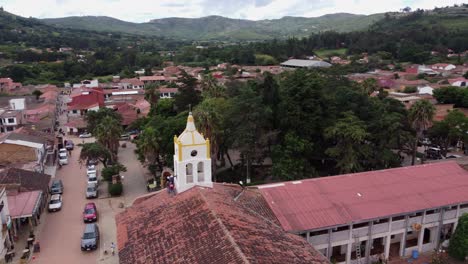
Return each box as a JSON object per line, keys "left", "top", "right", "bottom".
{"left": 280, "top": 59, "right": 332, "bottom": 68}
{"left": 259, "top": 162, "right": 468, "bottom": 232}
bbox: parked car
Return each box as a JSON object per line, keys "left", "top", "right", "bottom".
{"left": 446, "top": 154, "right": 462, "bottom": 159}
{"left": 426, "top": 147, "right": 442, "bottom": 159}
{"left": 86, "top": 167, "right": 97, "bottom": 176}
{"left": 65, "top": 140, "right": 74, "bottom": 150}
{"left": 58, "top": 152, "right": 68, "bottom": 165}
{"left": 120, "top": 133, "right": 130, "bottom": 141}
{"left": 87, "top": 173, "right": 98, "bottom": 186}
{"left": 50, "top": 179, "right": 63, "bottom": 194}
{"left": 128, "top": 129, "right": 139, "bottom": 135}
{"left": 59, "top": 148, "right": 67, "bottom": 154}
{"left": 79, "top": 132, "right": 92, "bottom": 138}
{"left": 87, "top": 158, "right": 98, "bottom": 166}
{"left": 83, "top": 203, "right": 98, "bottom": 222}
{"left": 81, "top": 223, "right": 100, "bottom": 251}
{"left": 48, "top": 194, "right": 63, "bottom": 212}
{"left": 86, "top": 183, "right": 98, "bottom": 199}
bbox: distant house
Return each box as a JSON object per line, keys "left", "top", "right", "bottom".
{"left": 417, "top": 85, "right": 434, "bottom": 95}
{"left": 0, "top": 78, "right": 22, "bottom": 94}
{"left": 120, "top": 78, "right": 144, "bottom": 89}
{"left": 0, "top": 133, "right": 48, "bottom": 173}
{"left": 431, "top": 63, "right": 456, "bottom": 71}
{"left": 159, "top": 87, "right": 178, "bottom": 99}
{"left": 67, "top": 89, "right": 104, "bottom": 117}
{"left": 0, "top": 110, "right": 23, "bottom": 133}
{"left": 448, "top": 77, "right": 468, "bottom": 87}
{"left": 139, "top": 76, "right": 166, "bottom": 85}
{"left": 280, "top": 59, "right": 332, "bottom": 69}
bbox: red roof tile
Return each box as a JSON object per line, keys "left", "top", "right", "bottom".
{"left": 117, "top": 183, "right": 329, "bottom": 264}
{"left": 259, "top": 162, "right": 468, "bottom": 232}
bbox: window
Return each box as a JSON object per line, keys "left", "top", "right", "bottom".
{"left": 6, "top": 127, "right": 13, "bottom": 132}
{"left": 191, "top": 150, "right": 198, "bottom": 157}
{"left": 392, "top": 215, "right": 405, "bottom": 221}
{"left": 186, "top": 164, "right": 193, "bottom": 184}
{"left": 7, "top": 118, "right": 14, "bottom": 123}
{"left": 72, "top": 110, "right": 78, "bottom": 114}
{"left": 333, "top": 226, "right": 349, "bottom": 232}
{"left": 197, "top": 162, "right": 204, "bottom": 182}
{"left": 353, "top": 222, "right": 368, "bottom": 229}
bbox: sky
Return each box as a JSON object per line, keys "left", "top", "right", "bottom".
{"left": 0, "top": 0, "right": 466, "bottom": 22}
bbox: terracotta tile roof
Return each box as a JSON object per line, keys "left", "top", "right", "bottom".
{"left": 120, "top": 78, "right": 144, "bottom": 86}
{"left": 14, "top": 127, "right": 55, "bottom": 143}
{"left": 114, "top": 103, "right": 139, "bottom": 126}
{"left": 0, "top": 168, "right": 50, "bottom": 193}
{"left": 67, "top": 92, "right": 104, "bottom": 111}
{"left": 7, "top": 190, "right": 42, "bottom": 219}
{"left": 139, "top": 75, "right": 166, "bottom": 82}
{"left": 117, "top": 183, "right": 329, "bottom": 264}
{"left": 259, "top": 162, "right": 468, "bottom": 232}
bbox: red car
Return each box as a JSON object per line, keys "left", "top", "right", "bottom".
{"left": 83, "top": 203, "right": 98, "bottom": 223}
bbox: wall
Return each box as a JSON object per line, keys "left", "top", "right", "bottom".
{"left": 0, "top": 143, "right": 36, "bottom": 164}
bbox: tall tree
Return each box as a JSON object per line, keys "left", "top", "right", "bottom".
{"left": 144, "top": 83, "right": 160, "bottom": 115}
{"left": 408, "top": 100, "right": 435, "bottom": 165}
{"left": 449, "top": 214, "right": 468, "bottom": 261}
{"left": 85, "top": 108, "right": 122, "bottom": 135}
{"left": 79, "top": 143, "right": 111, "bottom": 168}
{"left": 174, "top": 71, "right": 201, "bottom": 112}
{"left": 324, "top": 111, "right": 370, "bottom": 173}
{"left": 95, "top": 116, "right": 122, "bottom": 161}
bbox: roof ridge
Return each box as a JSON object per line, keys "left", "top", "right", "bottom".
{"left": 198, "top": 189, "right": 250, "bottom": 264}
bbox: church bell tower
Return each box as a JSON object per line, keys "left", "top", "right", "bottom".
{"left": 173, "top": 112, "right": 212, "bottom": 193}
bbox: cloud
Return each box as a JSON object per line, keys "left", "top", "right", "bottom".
{"left": 1, "top": 0, "right": 466, "bottom": 22}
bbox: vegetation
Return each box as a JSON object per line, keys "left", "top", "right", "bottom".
{"left": 102, "top": 163, "right": 127, "bottom": 182}
{"left": 428, "top": 110, "right": 468, "bottom": 157}
{"left": 133, "top": 69, "right": 415, "bottom": 183}
{"left": 433, "top": 87, "right": 468, "bottom": 108}
{"left": 79, "top": 143, "right": 111, "bottom": 167}
{"left": 449, "top": 213, "right": 468, "bottom": 260}
{"left": 108, "top": 182, "right": 123, "bottom": 196}
{"left": 408, "top": 100, "right": 435, "bottom": 165}
{"left": 85, "top": 108, "right": 123, "bottom": 162}
{"left": 41, "top": 13, "right": 384, "bottom": 40}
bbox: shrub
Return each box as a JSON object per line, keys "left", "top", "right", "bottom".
{"left": 449, "top": 213, "right": 468, "bottom": 260}
{"left": 403, "top": 86, "right": 417, "bottom": 93}
{"left": 101, "top": 163, "right": 127, "bottom": 182}
{"left": 108, "top": 182, "right": 123, "bottom": 196}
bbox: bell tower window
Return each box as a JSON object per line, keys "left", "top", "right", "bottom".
{"left": 186, "top": 163, "right": 193, "bottom": 183}
{"left": 197, "top": 162, "right": 204, "bottom": 182}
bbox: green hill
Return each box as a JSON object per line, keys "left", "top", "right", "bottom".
{"left": 42, "top": 13, "right": 385, "bottom": 41}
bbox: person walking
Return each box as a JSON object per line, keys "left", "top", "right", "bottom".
{"left": 110, "top": 242, "right": 116, "bottom": 256}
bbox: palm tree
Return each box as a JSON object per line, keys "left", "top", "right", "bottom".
{"left": 95, "top": 116, "right": 122, "bottom": 162}
{"left": 193, "top": 98, "right": 228, "bottom": 176}
{"left": 409, "top": 100, "right": 435, "bottom": 165}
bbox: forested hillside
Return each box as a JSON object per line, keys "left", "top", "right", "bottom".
{"left": 42, "top": 13, "right": 384, "bottom": 40}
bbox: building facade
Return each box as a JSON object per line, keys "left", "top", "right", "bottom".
{"left": 258, "top": 162, "right": 468, "bottom": 264}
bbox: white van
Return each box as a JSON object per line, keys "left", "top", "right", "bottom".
{"left": 58, "top": 152, "right": 69, "bottom": 165}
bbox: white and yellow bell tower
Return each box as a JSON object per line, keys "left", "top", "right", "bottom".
{"left": 173, "top": 112, "right": 212, "bottom": 193}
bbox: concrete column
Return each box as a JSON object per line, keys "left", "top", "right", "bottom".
{"left": 384, "top": 235, "right": 391, "bottom": 260}
{"left": 346, "top": 224, "right": 353, "bottom": 264}
{"left": 365, "top": 221, "right": 373, "bottom": 261}
{"left": 454, "top": 205, "right": 461, "bottom": 232}
{"left": 417, "top": 211, "right": 426, "bottom": 252}
{"left": 326, "top": 229, "right": 332, "bottom": 259}
{"left": 306, "top": 232, "right": 310, "bottom": 243}
{"left": 400, "top": 215, "right": 409, "bottom": 256}
{"left": 435, "top": 208, "right": 445, "bottom": 248}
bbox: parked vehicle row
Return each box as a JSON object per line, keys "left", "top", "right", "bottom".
{"left": 81, "top": 162, "right": 100, "bottom": 251}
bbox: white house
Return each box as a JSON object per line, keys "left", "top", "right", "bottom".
{"left": 417, "top": 85, "right": 434, "bottom": 95}
{"left": 448, "top": 77, "right": 468, "bottom": 87}
{"left": 431, "top": 63, "right": 456, "bottom": 71}
{"left": 173, "top": 112, "right": 212, "bottom": 194}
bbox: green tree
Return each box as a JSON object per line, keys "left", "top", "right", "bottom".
{"left": 144, "top": 83, "right": 159, "bottom": 115}
{"left": 200, "top": 74, "right": 226, "bottom": 99}
{"left": 79, "top": 143, "right": 111, "bottom": 167}
{"left": 408, "top": 100, "right": 435, "bottom": 165}
{"left": 102, "top": 163, "right": 127, "bottom": 182}
{"left": 85, "top": 108, "right": 122, "bottom": 135}
{"left": 193, "top": 97, "right": 229, "bottom": 175}
{"left": 32, "top": 89, "right": 43, "bottom": 100}
{"left": 361, "top": 78, "right": 378, "bottom": 95}
{"left": 174, "top": 71, "right": 200, "bottom": 112}
{"left": 272, "top": 132, "right": 315, "bottom": 180}
{"left": 449, "top": 213, "right": 468, "bottom": 260}
{"left": 324, "top": 111, "right": 370, "bottom": 173}
{"left": 95, "top": 116, "right": 123, "bottom": 161}
{"left": 428, "top": 110, "right": 468, "bottom": 157}
{"left": 134, "top": 126, "right": 162, "bottom": 178}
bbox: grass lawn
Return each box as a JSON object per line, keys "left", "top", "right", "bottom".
{"left": 314, "top": 48, "right": 347, "bottom": 58}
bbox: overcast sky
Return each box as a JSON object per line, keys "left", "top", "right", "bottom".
{"left": 1, "top": 0, "right": 465, "bottom": 22}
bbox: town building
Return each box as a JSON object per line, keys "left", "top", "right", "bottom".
{"left": 258, "top": 162, "right": 468, "bottom": 264}
{"left": 280, "top": 59, "right": 332, "bottom": 69}
{"left": 0, "top": 133, "right": 49, "bottom": 173}
{"left": 0, "top": 187, "right": 13, "bottom": 262}
{"left": 116, "top": 113, "right": 329, "bottom": 264}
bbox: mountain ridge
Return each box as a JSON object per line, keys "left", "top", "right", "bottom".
{"left": 41, "top": 13, "right": 385, "bottom": 40}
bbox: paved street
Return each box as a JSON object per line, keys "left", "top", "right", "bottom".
{"left": 29, "top": 94, "right": 149, "bottom": 263}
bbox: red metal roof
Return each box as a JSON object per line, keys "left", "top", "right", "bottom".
{"left": 259, "top": 162, "right": 468, "bottom": 232}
